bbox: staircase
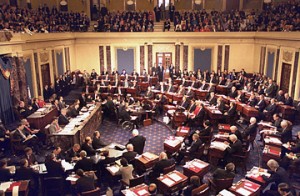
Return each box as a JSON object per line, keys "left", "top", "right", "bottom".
{"left": 154, "top": 21, "right": 174, "bottom": 32}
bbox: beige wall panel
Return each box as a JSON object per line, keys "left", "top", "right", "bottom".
{"left": 136, "top": 0, "right": 154, "bottom": 11}
{"left": 75, "top": 44, "right": 100, "bottom": 73}
{"left": 30, "top": 0, "right": 58, "bottom": 10}
{"left": 228, "top": 44, "right": 256, "bottom": 73}
{"left": 107, "top": 0, "right": 125, "bottom": 11}
{"left": 175, "top": 0, "right": 192, "bottom": 10}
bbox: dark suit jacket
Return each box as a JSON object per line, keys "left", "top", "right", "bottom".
{"left": 284, "top": 97, "right": 293, "bottom": 106}
{"left": 212, "top": 168, "right": 235, "bottom": 180}
{"left": 65, "top": 149, "right": 80, "bottom": 163}
{"left": 92, "top": 138, "right": 107, "bottom": 149}
{"left": 76, "top": 176, "right": 95, "bottom": 193}
{"left": 0, "top": 168, "right": 13, "bottom": 182}
{"left": 217, "top": 101, "right": 225, "bottom": 113}
{"left": 79, "top": 96, "right": 87, "bottom": 108}
{"left": 68, "top": 107, "right": 79, "bottom": 118}
{"left": 152, "top": 159, "right": 174, "bottom": 177}
{"left": 244, "top": 123, "right": 258, "bottom": 137}
{"left": 199, "top": 126, "right": 211, "bottom": 137}
{"left": 232, "top": 130, "right": 243, "bottom": 143}
{"left": 58, "top": 114, "right": 69, "bottom": 125}
{"left": 256, "top": 100, "right": 266, "bottom": 112}
{"left": 74, "top": 157, "right": 94, "bottom": 172}
{"left": 180, "top": 100, "right": 190, "bottom": 110}
{"left": 209, "top": 96, "right": 217, "bottom": 106}
{"left": 81, "top": 143, "right": 96, "bottom": 157}
{"left": 277, "top": 126, "right": 293, "bottom": 143}
{"left": 122, "top": 151, "right": 138, "bottom": 163}
{"left": 265, "top": 103, "right": 277, "bottom": 115}
{"left": 265, "top": 84, "right": 276, "bottom": 97}
{"left": 127, "top": 135, "right": 146, "bottom": 155}
{"left": 262, "top": 167, "right": 289, "bottom": 188}
{"left": 273, "top": 118, "right": 283, "bottom": 129}
{"left": 189, "top": 139, "right": 203, "bottom": 154}
{"left": 15, "top": 166, "right": 38, "bottom": 181}
{"left": 24, "top": 154, "right": 37, "bottom": 166}
{"left": 45, "top": 160, "right": 65, "bottom": 177}
{"left": 228, "top": 90, "right": 238, "bottom": 98}
{"left": 227, "top": 106, "right": 236, "bottom": 117}
{"left": 248, "top": 98, "right": 258, "bottom": 107}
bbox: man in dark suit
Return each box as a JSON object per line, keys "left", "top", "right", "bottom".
{"left": 12, "top": 124, "right": 39, "bottom": 152}
{"left": 151, "top": 152, "right": 174, "bottom": 179}
{"left": 228, "top": 86, "right": 238, "bottom": 98}
{"left": 176, "top": 133, "right": 203, "bottom": 164}
{"left": 243, "top": 117, "right": 258, "bottom": 138}
{"left": 178, "top": 96, "right": 190, "bottom": 110}
{"left": 23, "top": 147, "right": 37, "bottom": 166}
{"left": 247, "top": 94, "right": 258, "bottom": 107}
{"left": 255, "top": 94, "right": 266, "bottom": 112}
{"left": 58, "top": 109, "right": 70, "bottom": 125}
{"left": 229, "top": 126, "right": 243, "bottom": 143}
{"left": 185, "top": 86, "right": 195, "bottom": 98}
{"left": 65, "top": 144, "right": 81, "bottom": 162}
{"left": 187, "top": 102, "right": 205, "bottom": 127}
{"left": 263, "top": 98, "right": 277, "bottom": 117}
{"left": 127, "top": 129, "right": 146, "bottom": 155}
{"left": 157, "top": 64, "right": 164, "bottom": 82}
{"left": 15, "top": 159, "right": 39, "bottom": 193}
{"left": 207, "top": 92, "right": 217, "bottom": 106}
{"left": 92, "top": 131, "right": 107, "bottom": 150}
{"left": 79, "top": 92, "right": 87, "bottom": 108}
{"left": 67, "top": 104, "right": 80, "bottom": 118}
{"left": 264, "top": 79, "right": 276, "bottom": 98}
{"left": 224, "top": 134, "right": 243, "bottom": 163}
{"left": 122, "top": 144, "right": 138, "bottom": 163}
{"left": 74, "top": 151, "right": 95, "bottom": 172}
{"left": 81, "top": 137, "right": 97, "bottom": 157}
{"left": 0, "top": 159, "right": 13, "bottom": 182}
{"left": 145, "top": 86, "right": 153, "bottom": 99}
{"left": 224, "top": 102, "right": 236, "bottom": 118}
{"left": 212, "top": 162, "right": 235, "bottom": 180}
{"left": 199, "top": 81, "right": 208, "bottom": 90}
{"left": 75, "top": 169, "right": 95, "bottom": 194}
{"left": 272, "top": 113, "right": 283, "bottom": 129}
{"left": 45, "top": 153, "right": 65, "bottom": 177}
{"left": 276, "top": 120, "right": 293, "bottom": 143}
{"left": 284, "top": 93, "right": 293, "bottom": 106}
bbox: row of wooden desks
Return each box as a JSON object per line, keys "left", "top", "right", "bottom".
{"left": 27, "top": 106, "right": 59, "bottom": 129}
{"left": 0, "top": 181, "right": 29, "bottom": 196}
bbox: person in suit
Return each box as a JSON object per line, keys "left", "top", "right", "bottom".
{"left": 58, "top": 109, "right": 70, "bottom": 125}
{"left": 177, "top": 85, "right": 186, "bottom": 96}
{"left": 75, "top": 169, "right": 95, "bottom": 194}
{"left": 79, "top": 92, "right": 87, "bottom": 108}
{"left": 178, "top": 96, "right": 190, "bottom": 110}
{"left": 17, "top": 101, "right": 34, "bottom": 118}
{"left": 92, "top": 131, "right": 107, "bottom": 150}
{"left": 150, "top": 152, "right": 174, "bottom": 179}
{"left": 284, "top": 93, "right": 293, "bottom": 106}
{"left": 185, "top": 86, "right": 195, "bottom": 98}
{"left": 122, "top": 144, "right": 138, "bottom": 163}
{"left": 0, "top": 159, "right": 14, "bottom": 182}
{"left": 74, "top": 151, "right": 95, "bottom": 172}
{"left": 263, "top": 98, "right": 277, "bottom": 117}
{"left": 247, "top": 94, "right": 258, "bottom": 107}
{"left": 262, "top": 159, "right": 289, "bottom": 195}
{"left": 23, "top": 147, "right": 37, "bottom": 166}
{"left": 81, "top": 137, "right": 97, "bottom": 157}
{"left": 264, "top": 79, "right": 276, "bottom": 97}
{"left": 117, "top": 158, "right": 134, "bottom": 185}
{"left": 67, "top": 103, "right": 80, "bottom": 118}
{"left": 183, "top": 176, "right": 201, "bottom": 196}
{"left": 96, "top": 150, "right": 116, "bottom": 178}
{"left": 187, "top": 102, "right": 205, "bottom": 126}
{"left": 224, "top": 134, "right": 243, "bottom": 163}
{"left": 272, "top": 113, "right": 283, "bottom": 129}
{"left": 216, "top": 97, "right": 225, "bottom": 113}
{"left": 243, "top": 117, "right": 258, "bottom": 138}
{"left": 275, "top": 90, "right": 285, "bottom": 103}
{"left": 103, "top": 96, "right": 115, "bottom": 119}
{"left": 45, "top": 153, "right": 65, "bottom": 177}
{"left": 145, "top": 86, "right": 154, "bottom": 99}
{"left": 235, "top": 90, "right": 246, "bottom": 103}
{"left": 225, "top": 79, "right": 233, "bottom": 88}
{"left": 58, "top": 96, "right": 66, "bottom": 111}
{"left": 12, "top": 124, "right": 39, "bottom": 152}
{"left": 15, "top": 159, "right": 39, "bottom": 193}
{"left": 127, "top": 129, "right": 146, "bottom": 155}
{"left": 157, "top": 64, "right": 164, "bottom": 82}
{"left": 228, "top": 86, "right": 238, "bottom": 98}
{"left": 255, "top": 94, "right": 266, "bottom": 112}
{"left": 48, "top": 117, "right": 61, "bottom": 134}
{"left": 229, "top": 126, "right": 243, "bottom": 143}
{"left": 177, "top": 133, "right": 203, "bottom": 164}
{"left": 277, "top": 120, "right": 293, "bottom": 143}
{"left": 207, "top": 91, "right": 217, "bottom": 106}
{"left": 199, "top": 120, "right": 212, "bottom": 137}
{"left": 199, "top": 81, "right": 208, "bottom": 90}
{"left": 65, "top": 144, "right": 81, "bottom": 162}
{"left": 224, "top": 102, "right": 236, "bottom": 118}
{"left": 21, "top": 118, "right": 46, "bottom": 145}
{"left": 212, "top": 163, "right": 235, "bottom": 180}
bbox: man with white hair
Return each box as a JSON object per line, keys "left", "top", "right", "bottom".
{"left": 276, "top": 120, "right": 293, "bottom": 143}
{"left": 122, "top": 144, "right": 138, "bottom": 163}
{"left": 229, "top": 126, "right": 243, "bottom": 142}
{"left": 262, "top": 159, "right": 289, "bottom": 195}
{"left": 224, "top": 134, "right": 243, "bottom": 163}
{"left": 127, "top": 129, "right": 146, "bottom": 155}
{"left": 150, "top": 152, "right": 174, "bottom": 180}
{"left": 243, "top": 117, "right": 258, "bottom": 137}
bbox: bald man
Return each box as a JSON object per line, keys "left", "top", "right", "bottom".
{"left": 81, "top": 137, "right": 97, "bottom": 156}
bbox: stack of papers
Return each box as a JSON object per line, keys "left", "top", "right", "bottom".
{"left": 165, "top": 139, "right": 180, "bottom": 147}
{"left": 162, "top": 178, "right": 175, "bottom": 186}
{"left": 0, "top": 182, "right": 12, "bottom": 192}
{"left": 168, "top": 173, "right": 182, "bottom": 182}
{"left": 192, "top": 161, "right": 206, "bottom": 169}
{"left": 211, "top": 141, "right": 228, "bottom": 151}
{"left": 142, "top": 152, "right": 155, "bottom": 160}
{"left": 219, "top": 189, "right": 235, "bottom": 196}
{"left": 107, "top": 165, "right": 120, "bottom": 175}
{"left": 61, "top": 160, "right": 74, "bottom": 171}
{"left": 236, "top": 187, "right": 251, "bottom": 196}
{"left": 137, "top": 189, "right": 148, "bottom": 195}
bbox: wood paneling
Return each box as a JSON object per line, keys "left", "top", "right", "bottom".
{"left": 280, "top": 63, "right": 291, "bottom": 93}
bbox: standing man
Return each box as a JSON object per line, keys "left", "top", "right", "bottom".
{"left": 127, "top": 129, "right": 146, "bottom": 155}
{"left": 157, "top": 63, "right": 164, "bottom": 82}
{"left": 154, "top": 5, "right": 161, "bottom": 22}
{"left": 169, "top": 3, "right": 175, "bottom": 22}
{"left": 160, "top": 3, "right": 165, "bottom": 21}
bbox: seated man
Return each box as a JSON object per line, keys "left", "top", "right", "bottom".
{"left": 92, "top": 131, "right": 107, "bottom": 150}
{"left": 74, "top": 150, "right": 95, "bottom": 172}
{"left": 184, "top": 176, "right": 201, "bottom": 196}
{"left": 280, "top": 131, "right": 300, "bottom": 169}
{"left": 150, "top": 152, "right": 174, "bottom": 180}
{"left": 207, "top": 91, "right": 217, "bottom": 106}
{"left": 0, "top": 159, "right": 14, "bottom": 182}
{"left": 186, "top": 102, "right": 205, "bottom": 127}
{"left": 262, "top": 159, "right": 289, "bottom": 195}
{"left": 81, "top": 137, "right": 97, "bottom": 157}
{"left": 75, "top": 169, "right": 95, "bottom": 194}
{"left": 122, "top": 144, "right": 138, "bottom": 163}
{"left": 58, "top": 108, "right": 70, "bottom": 126}
{"left": 263, "top": 98, "right": 277, "bottom": 118}
{"left": 65, "top": 144, "right": 81, "bottom": 162}
{"left": 45, "top": 153, "right": 65, "bottom": 177}
{"left": 176, "top": 133, "right": 203, "bottom": 164}
{"left": 229, "top": 126, "right": 243, "bottom": 143}
{"left": 12, "top": 124, "right": 39, "bottom": 152}
{"left": 243, "top": 117, "right": 258, "bottom": 138}
{"left": 21, "top": 119, "right": 46, "bottom": 144}
{"left": 224, "top": 134, "right": 243, "bottom": 164}
{"left": 23, "top": 147, "right": 37, "bottom": 166}
{"left": 17, "top": 101, "right": 34, "bottom": 119}
{"left": 48, "top": 117, "right": 62, "bottom": 134}
{"left": 212, "top": 162, "right": 235, "bottom": 180}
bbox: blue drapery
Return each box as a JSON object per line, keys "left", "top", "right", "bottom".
{"left": 0, "top": 57, "right": 15, "bottom": 124}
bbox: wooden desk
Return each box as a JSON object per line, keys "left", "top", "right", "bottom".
{"left": 208, "top": 141, "right": 227, "bottom": 165}
{"left": 121, "top": 183, "right": 149, "bottom": 196}
{"left": 126, "top": 88, "right": 138, "bottom": 97}
{"left": 194, "top": 89, "right": 209, "bottom": 100}
{"left": 135, "top": 152, "right": 159, "bottom": 173}
{"left": 1, "top": 180, "right": 29, "bottom": 196}
{"left": 216, "top": 85, "right": 229, "bottom": 95}
{"left": 163, "top": 137, "right": 183, "bottom": 154}
{"left": 242, "top": 105, "right": 259, "bottom": 118}
{"left": 264, "top": 136, "right": 282, "bottom": 147}
{"left": 156, "top": 170, "right": 188, "bottom": 195}
{"left": 52, "top": 104, "right": 102, "bottom": 150}
{"left": 229, "top": 179, "right": 261, "bottom": 196}
{"left": 245, "top": 167, "right": 270, "bottom": 186}
{"left": 204, "top": 106, "right": 223, "bottom": 120}
{"left": 175, "top": 126, "right": 190, "bottom": 138}
{"left": 182, "top": 159, "right": 210, "bottom": 179}
{"left": 218, "top": 124, "right": 231, "bottom": 133}
{"left": 278, "top": 104, "right": 296, "bottom": 121}
{"left": 262, "top": 145, "right": 281, "bottom": 163}
{"left": 27, "top": 107, "right": 58, "bottom": 129}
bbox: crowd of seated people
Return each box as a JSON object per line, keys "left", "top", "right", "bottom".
{"left": 168, "top": 0, "right": 299, "bottom": 32}
{"left": 95, "top": 10, "right": 154, "bottom": 32}
{"left": 0, "top": 4, "right": 90, "bottom": 33}
{"left": 1, "top": 64, "right": 300, "bottom": 195}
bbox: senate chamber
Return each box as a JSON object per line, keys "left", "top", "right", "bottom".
{"left": 0, "top": 0, "right": 300, "bottom": 195}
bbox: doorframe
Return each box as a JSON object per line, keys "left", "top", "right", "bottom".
{"left": 156, "top": 52, "right": 172, "bottom": 70}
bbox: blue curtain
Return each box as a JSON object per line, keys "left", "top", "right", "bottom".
{"left": 266, "top": 52, "right": 275, "bottom": 78}
{"left": 117, "top": 49, "right": 134, "bottom": 73}
{"left": 56, "top": 52, "right": 64, "bottom": 76}
{"left": 24, "top": 58, "right": 33, "bottom": 98}
{"left": 0, "top": 57, "right": 15, "bottom": 124}
{"left": 194, "top": 49, "right": 212, "bottom": 72}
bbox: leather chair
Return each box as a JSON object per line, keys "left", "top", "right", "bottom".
{"left": 232, "top": 145, "right": 251, "bottom": 172}
{"left": 121, "top": 175, "right": 145, "bottom": 188}
{"left": 81, "top": 187, "right": 101, "bottom": 196}
{"left": 163, "top": 164, "right": 176, "bottom": 174}
{"left": 208, "top": 178, "right": 234, "bottom": 194}
{"left": 191, "top": 183, "right": 210, "bottom": 196}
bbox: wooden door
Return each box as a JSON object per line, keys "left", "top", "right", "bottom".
{"left": 41, "top": 63, "right": 51, "bottom": 87}
{"left": 156, "top": 52, "right": 172, "bottom": 70}
{"left": 280, "top": 63, "right": 291, "bottom": 93}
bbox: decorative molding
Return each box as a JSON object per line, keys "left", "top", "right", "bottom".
{"left": 39, "top": 51, "right": 49, "bottom": 63}
{"left": 55, "top": 49, "right": 63, "bottom": 55}
{"left": 23, "top": 55, "right": 31, "bottom": 63}
{"left": 282, "top": 50, "right": 293, "bottom": 63}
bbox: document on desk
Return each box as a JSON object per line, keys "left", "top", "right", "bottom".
{"left": 137, "top": 189, "right": 148, "bottom": 195}
{"left": 219, "top": 189, "right": 235, "bottom": 196}
{"left": 168, "top": 173, "right": 182, "bottom": 182}
{"left": 62, "top": 160, "right": 74, "bottom": 171}
{"left": 0, "top": 182, "right": 12, "bottom": 192}
{"left": 162, "top": 178, "right": 175, "bottom": 186}
{"left": 211, "top": 141, "right": 228, "bottom": 151}
{"left": 236, "top": 187, "right": 251, "bottom": 196}
{"left": 66, "top": 176, "right": 78, "bottom": 181}
{"left": 192, "top": 161, "right": 206, "bottom": 169}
